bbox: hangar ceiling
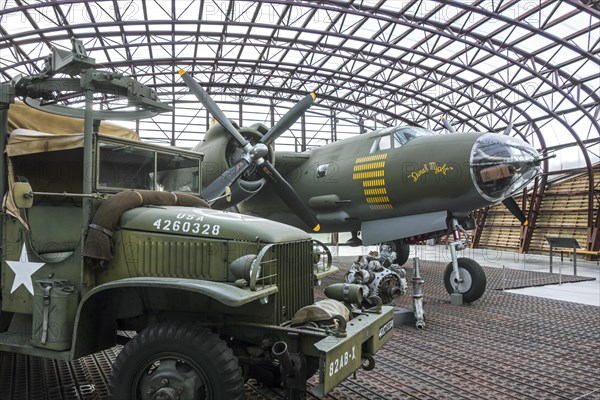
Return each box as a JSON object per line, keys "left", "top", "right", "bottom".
{"left": 0, "top": 0, "right": 598, "bottom": 173}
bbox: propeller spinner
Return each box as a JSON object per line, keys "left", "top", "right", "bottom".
{"left": 179, "top": 69, "right": 321, "bottom": 232}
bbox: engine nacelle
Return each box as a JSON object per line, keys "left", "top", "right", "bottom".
{"left": 195, "top": 122, "right": 272, "bottom": 184}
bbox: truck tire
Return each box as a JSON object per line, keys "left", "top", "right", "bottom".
{"left": 443, "top": 257, "right": 487, "bottom": 303}
{"left": 108, "top": 321, "right": 244, "bottom": 400}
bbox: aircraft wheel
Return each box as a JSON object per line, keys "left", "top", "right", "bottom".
{"left": 108, "top": 321, "right": 244, "bottom": 400}
{"left": 385, "top": 240, "right": 410, "bottom": 265}
{"left": 443, "top": 258, "right": 487, "bottom": 303}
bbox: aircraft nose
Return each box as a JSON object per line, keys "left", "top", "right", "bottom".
{"left": 470, "top": 133, "right": 541, "bottom": 202}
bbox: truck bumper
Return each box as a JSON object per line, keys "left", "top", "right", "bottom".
{"left": 310, "top": 305, "right": 395, "bottom": 397}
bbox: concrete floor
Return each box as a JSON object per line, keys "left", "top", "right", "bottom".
{"left": 330, "top": 244, "right": 600, "bottom": 307}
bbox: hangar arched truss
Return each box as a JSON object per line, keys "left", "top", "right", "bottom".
{"left": 1, "top": 0, "right": 599, "bottom": 249}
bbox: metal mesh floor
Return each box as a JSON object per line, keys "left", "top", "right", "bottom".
{"left": 1, "top": 260, "right": 598, "bottom": 400}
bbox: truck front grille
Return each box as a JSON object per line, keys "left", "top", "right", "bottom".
{"left": 271, "top": 240, "right": 314, "bottom": 323}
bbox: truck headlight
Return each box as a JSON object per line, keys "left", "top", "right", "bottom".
{"left": 229, "top": 254, "right": 258, "bottom": 282}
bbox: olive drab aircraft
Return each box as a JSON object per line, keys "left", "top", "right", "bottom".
{"left": 179, "top": 70, "right": 545, "bottom": 303}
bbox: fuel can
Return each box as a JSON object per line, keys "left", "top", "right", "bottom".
{"left": 31, "top": 279, "right": 78, "bottom": 351}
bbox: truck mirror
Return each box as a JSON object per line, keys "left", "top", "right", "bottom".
{"left": 13, "top": 182, "right": 33, "bottom": 209}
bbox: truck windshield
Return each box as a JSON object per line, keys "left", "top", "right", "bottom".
{"left": 97, "top": 139, "right": 201, "bottom": 194}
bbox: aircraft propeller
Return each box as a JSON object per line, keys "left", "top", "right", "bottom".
{"left": 179, "top": 69, "right": 321, "bottom": 232}
{"left": 498, "top": 151, "right": 555, "bottom": 226}
{"left": 501, "top": 197, "right": 528, "bottom": 226}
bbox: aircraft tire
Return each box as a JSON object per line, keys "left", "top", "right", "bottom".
{"left": 385, "top": 240, "right": 410, "bottom": 265}
{"left": 108, "top": 321, "right": 244, "bottom": 400}
{"left": 443, "top": 258, "right": 487, "bottom": 303}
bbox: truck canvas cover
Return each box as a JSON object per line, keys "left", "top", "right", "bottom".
{"left": 6, "top": 101, "right": 138, "bottom": 139}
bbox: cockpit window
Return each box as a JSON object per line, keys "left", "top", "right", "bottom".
{"left": 393, "top": 127, "right": 435, "bottom": 147}
{"left": 369, "top": 127, "right": 396, "bottom": 153}
{"left": 370, "top": 126, "right": 435, "bottom": 153}
{"left": 375, "top": 135, "right": 392, "bottom": 151}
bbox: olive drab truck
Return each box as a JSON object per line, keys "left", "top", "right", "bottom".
{"left": 0, "top": 40, "right": 394, "bottom": 399}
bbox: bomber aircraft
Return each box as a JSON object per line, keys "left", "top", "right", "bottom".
{"left": 179, "top": 70, "right": 545, "bottom": 303}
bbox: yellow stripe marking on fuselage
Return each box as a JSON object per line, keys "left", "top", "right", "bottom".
{"left": 353, "top": 153, "right": 392, "bottom": 210}
{"left": 363, "top": 179, "right": 385, "bottom": 188}
{"left": 364, "top": 188, "right": 387, "bottom": 196}
{"left": 355, "top": 153, "right": 388, "bottom": 164}
{"left": 352, "top": 170, "right": 385, "bottom": 180}
{"left": 353, "top": 161, "right": 386, "bottom": 172}
{"left": 366, "top": 196, "right": 390, "bottom": 204}
{"left": 369, "top": 204, "right": 393, "bottom": 210}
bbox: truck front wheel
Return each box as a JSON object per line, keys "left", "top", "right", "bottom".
{"left": 108, "top": 321, "right": 244, "bottom": 400}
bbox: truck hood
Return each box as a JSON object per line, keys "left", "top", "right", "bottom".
{"left": 120, "top": 206, "right": 310, "bottom": 243}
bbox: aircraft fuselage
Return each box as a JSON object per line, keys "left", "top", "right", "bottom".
{"left": 201, "top": 125, "right": 540, "bottom": 244}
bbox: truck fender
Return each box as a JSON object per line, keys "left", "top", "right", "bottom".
{"left": 71, "top": 277, "right": 278, "bottom": 359}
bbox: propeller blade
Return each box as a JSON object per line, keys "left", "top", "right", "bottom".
{"left": 211, "top": 178, "right": 266, "bottom": 210}
{"left": 441, "top": 117, "right": 457, "bottom": 133}
{"left": 257, "top": 160, "right": 321, "bottom": 232}
{"left": 502, "top": 197, "right": 528, "bottom": 226}
{"left": 203, "top": 158, "right": 251, "bottom": 202}
{"left": 179, "top": 69, "right": 248, "bottom": 147}
{"left": 260, "top": 92, "right": 316, "bottom": 145}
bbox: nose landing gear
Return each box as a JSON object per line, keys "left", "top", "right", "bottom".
{"left": 443, "top": 218, "right": 487, "bottom": 303}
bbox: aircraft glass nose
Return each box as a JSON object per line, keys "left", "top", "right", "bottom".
{"left": 470, "top": 133, "right": 541, "bottom": 202}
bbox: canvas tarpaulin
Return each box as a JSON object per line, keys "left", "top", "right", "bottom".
{"left": 6, "top": 101, "right": 139, "bottom": 140}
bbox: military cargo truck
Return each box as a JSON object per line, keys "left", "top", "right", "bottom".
{"left": 0, "top": 41, "right": 394, "bottom": 399}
